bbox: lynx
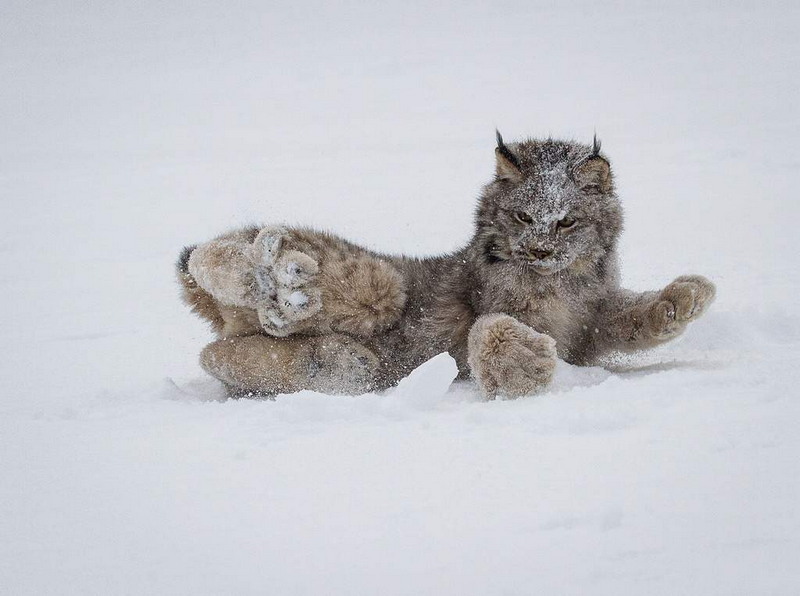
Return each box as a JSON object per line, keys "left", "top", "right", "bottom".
{"left": 177, "top": 133, "right": 715, "bottom": 398}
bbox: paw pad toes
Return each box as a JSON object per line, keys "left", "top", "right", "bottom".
{"left": 286, "top": 291, "right": 308, "bottom": 308}
{"left": 276, "top": 286, "right": 321, "bottom": 323}
{"left": 246, "top": 229, "right": 323, "bottom": 329}
{"left": 253, "top": 226, "right": 289, "bottom": 263}
{"left": 274, "top": 252, "right": 319, "bottom": 287}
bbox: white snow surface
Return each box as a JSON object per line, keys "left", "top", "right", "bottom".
{"left": 2, "top": 1, "right": 800, "bottom": 594}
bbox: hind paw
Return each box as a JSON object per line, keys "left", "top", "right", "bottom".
{"left": 307, "top": 335, "right": 379, "bottom": 395}
{"left": 250, "top": 227, "right": 323, "bottom": 336}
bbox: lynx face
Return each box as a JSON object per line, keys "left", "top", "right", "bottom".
{"left": 478, "top": 136, "right": 622, "bottom": 275}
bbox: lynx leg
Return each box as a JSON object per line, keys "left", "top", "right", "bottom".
{"left": 467, "top": 313, "right": 557, "bottom": 399}
{"left": 314, "top": 254, "right": 407, "bottom": 337}
{"left": 595, "top": 274, "right": 717, "bottom": 354}
{"left": 199, "top": 333, "right": 380, "bottom": 396}
{"left": 187, "top": 227, "right": 323, "bottom": 337}
{"left": 256, "top": 227, "right": 409, "bottom": 337}
{"left": 182, "top": 226, "right": 407, "bottom": 339}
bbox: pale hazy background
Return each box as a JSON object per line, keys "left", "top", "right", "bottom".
{"left": 2, "top": 2, "right": 799, "bottom": 594}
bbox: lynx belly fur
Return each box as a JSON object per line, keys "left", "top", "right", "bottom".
{"left": 177, "top": 133, "right": 715, "bottom": 398}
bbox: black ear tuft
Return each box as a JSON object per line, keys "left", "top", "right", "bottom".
{"left": 575, "top": 140, "right": 612, "bottom": 192}
{"left": 494, "top": 129, "right": 521, "bottom": 172}
{"left": 592, "top": 133, "right": 602, "bottom": 156}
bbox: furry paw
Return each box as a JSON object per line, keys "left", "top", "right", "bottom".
{"left": 467, "top": 313, "right": 557, "bottom": 399}
{"left": 307, "top": 335, "right": 379, "bottom": 395}
{"left": 647, "top": 275, "right": 716, "bottom": 339}
{"left": 249, "top": 227, "right": 323, "bottom": 337}
{"left": 187, "top": 227, "right": 322, "bottom": 333}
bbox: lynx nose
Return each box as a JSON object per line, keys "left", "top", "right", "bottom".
{"left": 530, "top": 248, "right": 552, "bottom": 260}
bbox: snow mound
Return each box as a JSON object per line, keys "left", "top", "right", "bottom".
{"left": 391, "top": 352, "right": 459, "bottom": 407}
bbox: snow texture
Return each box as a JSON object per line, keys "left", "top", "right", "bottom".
{"left": 1, "top": 1, "right": 799, "bottom": 594}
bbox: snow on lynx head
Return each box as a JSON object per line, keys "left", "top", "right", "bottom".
{"left": 475, "top": 133, "right": 623, "bottom": 275}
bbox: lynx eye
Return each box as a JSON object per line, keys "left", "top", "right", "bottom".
{"left": 557, "top": 216, "right": 576, "bottom": 229}
{"left": 515, "top": 211, "right": 533, "bottom": 224}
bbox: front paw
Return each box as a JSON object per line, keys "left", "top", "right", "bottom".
{"left": 468, "top": 314, "right": 557, "bottom": 399}
{"left": 647, "top": 275, "right": 716, "bottom": 339}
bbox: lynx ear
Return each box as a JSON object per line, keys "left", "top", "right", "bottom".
{"left": 495, "top": 129, "right": 522, "bottom": 182}
{"left": 575, "top": 136, "right": 611, "bottom": 192}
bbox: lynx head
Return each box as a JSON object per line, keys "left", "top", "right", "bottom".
{"left": 475, "top": 132, "right": 623, "bottom": 275}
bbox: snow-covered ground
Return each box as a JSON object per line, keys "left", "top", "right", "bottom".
{"left": 2, "top": 1, "right": 799, "bottom": 594}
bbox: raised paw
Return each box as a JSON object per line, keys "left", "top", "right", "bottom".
{"left": 467, "top": 313, "right": 557, "bottom": 399}
{"left": 647, "top": 274, "right": 716, "bottom": 339}
{"left": 250, "top": 227, "right": 323, "bottom": 336}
